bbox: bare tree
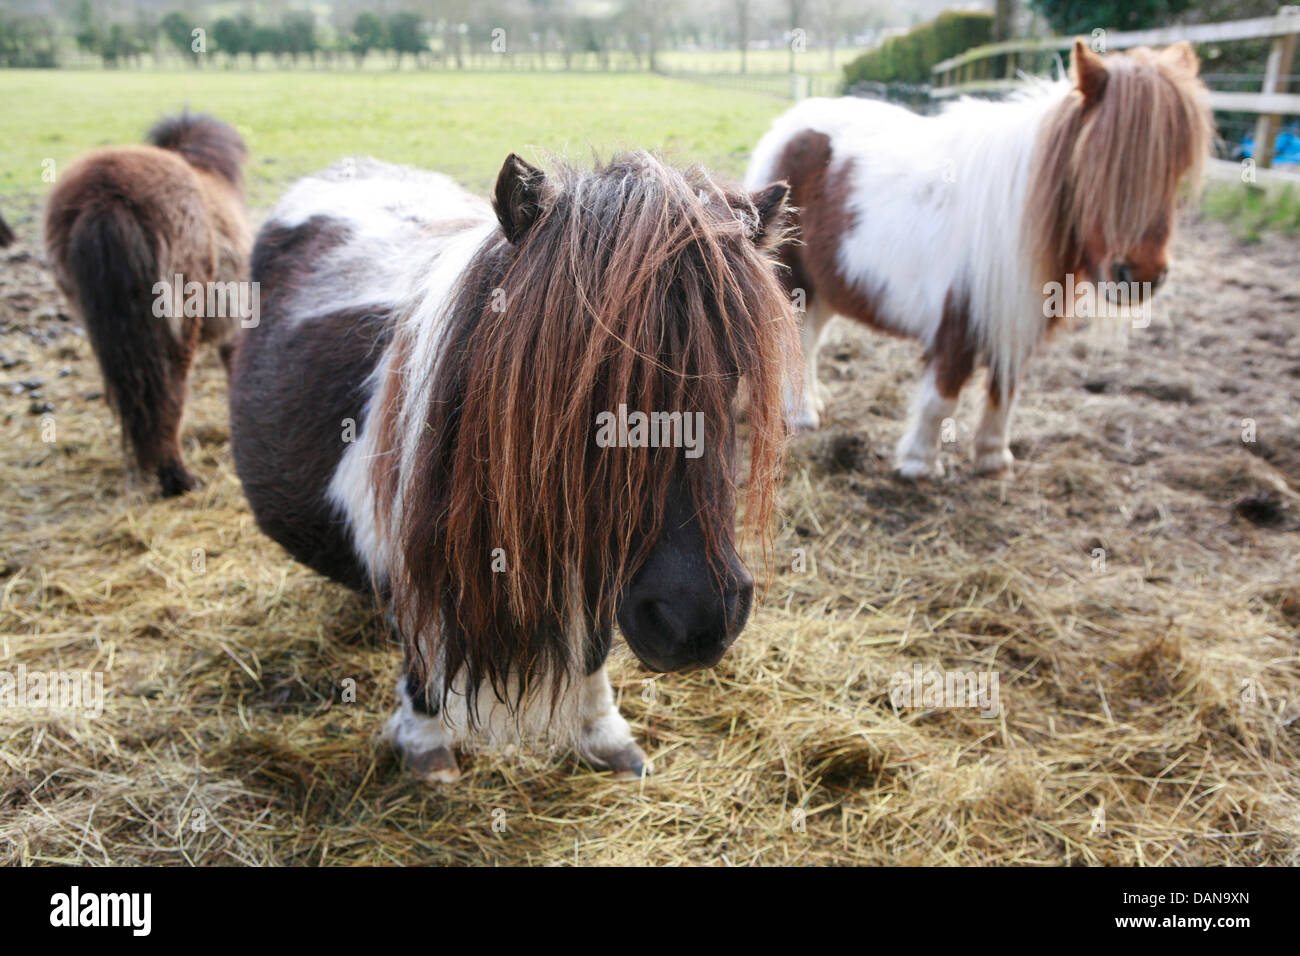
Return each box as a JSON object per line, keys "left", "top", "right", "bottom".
{"left": 733, "top": 0, "right": 751, "bottom": 73}
{"left": 821, "top": 0, "right": 841, "bottom": 72}
{"left": 994, "top": 0, "right": 1015, "bottom": 41}
{"left": 787, "top": 0, "right": 803, "bottom": 74}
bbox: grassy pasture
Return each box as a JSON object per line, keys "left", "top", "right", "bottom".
{"left": 0, "top": 70, "right": 1297, "bottom": 866}
{"left": 0, "top": 69, "right": 784, "bottom": 207}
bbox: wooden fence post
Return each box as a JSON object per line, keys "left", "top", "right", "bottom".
{"left": 1253, "top": 31, "right": 1298, "bottom": 169}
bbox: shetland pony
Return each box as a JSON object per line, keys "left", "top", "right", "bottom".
{"left": 228, "top": 153, "right": 794, "bottom": 781}
{"left": 747, "top": 40, "right": 1212, "bottom": 478}
{"left": 44, "top": 113, "right": 251, "bottom": 496}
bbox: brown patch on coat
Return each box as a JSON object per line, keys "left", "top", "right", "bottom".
{"left": 929, "top": 289, "right": 976, "bottom": 400}
{"left": 230, "top": 210, "right": 394, "bottom": 591}
{"left": 767, "top": 129, "right": 903, "bottom": 338}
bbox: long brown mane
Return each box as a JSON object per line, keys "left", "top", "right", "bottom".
{"left": 375, "top": 153, "right": 796, "bottom": 715}
{"left": 1026, "top": 41, "right": 1213, "bottom": 284}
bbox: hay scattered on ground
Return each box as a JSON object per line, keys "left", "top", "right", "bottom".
{"left": 1, "top": 200, "right": 1297, "bottom": 865}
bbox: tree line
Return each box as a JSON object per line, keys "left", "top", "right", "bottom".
{"left": 0, "top": 0, "right": 891, "bottom": 72}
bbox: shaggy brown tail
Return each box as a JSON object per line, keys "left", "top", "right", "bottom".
{"left": 65, "top": 208, "right": 196, "bottom": 496}
{"left": 0, "top": 213, "right": 14, "bottom": 248}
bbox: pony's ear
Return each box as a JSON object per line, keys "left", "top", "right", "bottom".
{"left": 493, "top": 153, "right": 546, "bottom": 245}
{"left": 1159, "top": 41, "right": 1199, "bottom": 77}
{"left": 1072, "top": 38, "right": 1109, "bottom": 104}
{"left": 748, "top": 181, "right": 790, "bottom": 246}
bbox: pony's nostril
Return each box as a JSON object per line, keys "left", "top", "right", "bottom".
{"left": 725, "top": 582, "right": 754, "bottom": 638}
{"left": 636, "top": 599, "right": 681, "bottom": 645}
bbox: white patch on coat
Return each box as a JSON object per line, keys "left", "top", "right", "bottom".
{"left": 259, "top": 158, "right": 498, "bottom": 579}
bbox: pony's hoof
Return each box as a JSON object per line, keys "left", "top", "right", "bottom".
{"left": 157, "top": 462, "right": 199, "bottom": 498}
{"left": 585, "top": 741, "right": 651, "bottom": 780}
{"left": 895, "top": 457, "right": 944, "bottom": 481}
{"left": 405, "top": 745, "right": 462, "bottom": 784}
{"left": 974, "top": 448, "right": 1015, "bottom": 477}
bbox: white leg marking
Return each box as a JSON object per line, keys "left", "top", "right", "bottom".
{"left": 575, "top": 667, "right": 649, "bottom": 779}
{"left": 973, "top": 383, "right": 1017, "bottom": 476}
{"left": 895, "top": 364, "right": 959, "bottom": 479}
{"left": 787, "top": 301, "right": 830, "bottom": 432}
{"left": 385, "top": 676, "right": 461, "bottom": 783}
{"left": 387, "top": 663, "right": 650, "bottom": 782}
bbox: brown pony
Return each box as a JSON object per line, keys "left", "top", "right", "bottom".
{"left": 44, "top": 113, "right": 251, "bottom": 496}
{"left": 0, "top": 213, "right": 14, "bottom": 248}
{"left": 229, "top": 153, "right": 794, "bottom": 781}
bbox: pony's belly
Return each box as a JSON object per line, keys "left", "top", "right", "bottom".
{"left": 229, "top": 299, "right": 394, "bottom": 594}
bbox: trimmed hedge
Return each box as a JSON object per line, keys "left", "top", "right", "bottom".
{"left": 843, "top": 11, "right": 993, "bottom": 86}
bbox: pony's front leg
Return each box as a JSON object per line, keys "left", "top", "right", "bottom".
{"left": 895, "top": 363, "right": 960, "bottom": 479}
{"left": 386, "top": 671, "right": 461, "bottom": 784}
{"left": 387, "top": 659, "right": 648, "bottom": 783}
{"left": 973, "top": 376, "right": 1017, "bottom": 477}
{"left": 575, "top": 666, "right": 649, "bottom": 780}
{"left": 786, "top": 300, "right": 830, "bottom": 432}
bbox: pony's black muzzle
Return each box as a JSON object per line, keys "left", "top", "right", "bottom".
{"left": 615, "top": 458, "right": 753, "bottom": 672}
{"left": 618, "top": 567, "right": 753, "bottom": 673}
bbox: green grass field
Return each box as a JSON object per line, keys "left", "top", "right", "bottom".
{"left": 1201, "top": 181, "right": 1300, "bottom": 241}
{"left": 0, "top": 70, "right": 793, "bottom": 207}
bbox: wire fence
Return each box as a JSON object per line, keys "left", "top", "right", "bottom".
{"left": 660, "top": 70, "right": 843, "bottom": 100}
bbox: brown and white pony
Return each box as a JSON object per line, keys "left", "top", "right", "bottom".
{"left": 44, "top": 113, "right": 251, "bottom": 496}
{"left": 747, "top": 40, "right": 1212, "bottom": 478}
{"left": 229, "top": 153, "right": 794, "bottom": 781}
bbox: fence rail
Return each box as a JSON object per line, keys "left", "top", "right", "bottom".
{"left": 932, "top": 10, "right": 1300, "bottom": 168}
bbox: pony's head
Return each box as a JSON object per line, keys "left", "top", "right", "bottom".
{"left": 383, "top": 152, "right": 795, "bottom": 712}
{"left": 1029, "top": 39, "right": 1213, "bottom": 303}
{"left": 146, "top": 111, "right": 248, "bottom": 191}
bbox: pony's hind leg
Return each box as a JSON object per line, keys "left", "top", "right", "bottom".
{"left": 786, "top": 299, "right": 831, "bottom": 431}
{"left": 147, "top": 350, "right": 199, "bottom": 497}
{"left": 973, "top": 374, "right": 1017, "bottom": 477}
{"left": 575, "top": 666, "right": 649, "bottom": 779}
{"left": 895, "top": 362, "right": 961, "bottom": 479}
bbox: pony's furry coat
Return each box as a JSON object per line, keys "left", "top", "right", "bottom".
{"left": 382, "top": 157, "right": 794, "bottom": 715}
{"left": 747, "top": 41, "right": 1212, "bottom": 478}
{"left": 230, "top": 154, "right": 795, "bottom": 768}
{"left": 44, "top": 112, "right": 251, "bottom": 495}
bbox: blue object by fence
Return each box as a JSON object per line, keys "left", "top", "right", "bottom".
{"left": 1241, "top": 125, "right": 1300, "bottom": 165}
